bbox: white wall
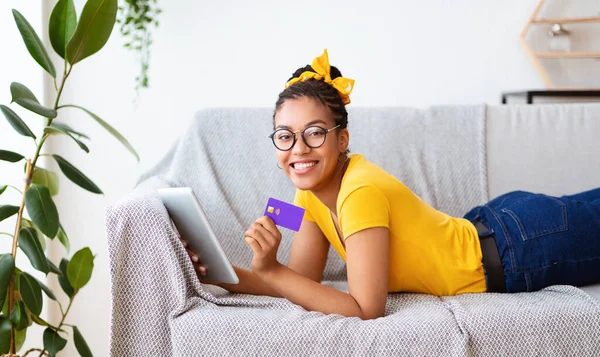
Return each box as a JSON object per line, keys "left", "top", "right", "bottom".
{"left": 2, "top": 0, "right": 599, "bottom": 355}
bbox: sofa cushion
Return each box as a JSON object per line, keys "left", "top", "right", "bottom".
{"left": 170, "top": 283, "right": 600, "bottom": 355}
{"left": 171, "top": 283, "right": 467, "bottom": 356}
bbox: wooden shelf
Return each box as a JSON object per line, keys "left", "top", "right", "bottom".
{"left": 531, "top": 16, "right": 600, "bottom": 24}
{"left": 535, "top": 51, "right": 600, "bottom": 58}
{"left": 521, "top": 0, "right": 600, "bottom": 88}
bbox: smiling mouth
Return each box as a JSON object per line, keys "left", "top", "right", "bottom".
{"left": 291, "top": 161, "right": 319, "bottom": 170}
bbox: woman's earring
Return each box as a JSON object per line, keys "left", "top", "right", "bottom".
{"left": 277, "top": 162, "right": 282, "bottom": 170}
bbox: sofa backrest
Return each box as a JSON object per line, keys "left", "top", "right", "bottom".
{"left": 140, "top": 105, "right": 490, "bottom": 280}
{"left": 486, "top": 104, "right": 600, "bottom": 199}
{"left": 142, "top": 104, "right": 600, "bottom": 280}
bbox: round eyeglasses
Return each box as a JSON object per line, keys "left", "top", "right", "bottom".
{"left": 269, "top": 125, "right": 341, "bottom": 151}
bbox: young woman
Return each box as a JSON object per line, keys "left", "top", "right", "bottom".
{"left": 182, "top": 49, "right": 600, "bottom": 320}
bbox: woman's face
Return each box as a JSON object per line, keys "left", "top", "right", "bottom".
{"left": 273, "top": 97, "right": 348, "bottom": 192}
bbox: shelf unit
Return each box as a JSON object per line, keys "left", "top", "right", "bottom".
{"left": 520, "top": 0, "right": 600, "bottom": 88}
{"left": 531, "top": 16, "right": 600, "bottom": 24}
{"left": 535, "top": 52, "right": 600, "bottom": 58}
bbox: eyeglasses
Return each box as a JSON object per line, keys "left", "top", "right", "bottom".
{"left": 269, "top": 125, "right": 341, "bottom": 151}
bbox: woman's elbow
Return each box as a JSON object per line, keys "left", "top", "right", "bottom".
{"left": 358, "top": 307, "right": 385, "bottom": 320}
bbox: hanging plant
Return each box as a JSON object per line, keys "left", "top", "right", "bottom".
{"left": 117, "top": 0, "right": 161, "bottom": 92}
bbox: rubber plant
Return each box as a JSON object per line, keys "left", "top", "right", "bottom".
{"left": 0, "top": 0, "right": 139, "bottom": 356}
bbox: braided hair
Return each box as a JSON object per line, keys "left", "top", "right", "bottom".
{"left": 273, "top": 65, "right": 349, "bottom": 131}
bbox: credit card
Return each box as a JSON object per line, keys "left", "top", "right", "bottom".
{"left": 264, "top": 197, "right": 305, "bottom": 232}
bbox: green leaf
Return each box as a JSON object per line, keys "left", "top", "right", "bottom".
{"left": 0, "top": 255, "right": 15, "bottom": 310}
{"left": 49, "top": 0, "right": 77, "bottom": 58}
{"left": 60, "top": 105, "right": 139, "bottom": 161}
{"left": 52, "top": 155, "right": 103, "bottom": 194}
{"left": 0, "top": 186, "right": 6, "bottom": 195}
{"left": 21, "top": 219, "right": 46, "bottom": 249}
{"left": 30, "top": 313, "right": 48, "bottom": 327}
{"left": 43, "top": 327, "right": 67, "bottom": 357}
{"left": 38, "top": 230, "right": 47, "bottom": 250}
{"left": 0, "top": 315, "right": 10, "bottom": 354}
{"left": 58, "top": 259, "right": 74, "bottom": 297}
{"left": 68, "top": 248, "right": 94, "bottom": 292}
{"left": 19, "top": 272, "right": 43, "bottom": 316}
{"left": 15, "top": 325, "right": 26, "bottom": 353}
{"left": 12, "top": 268, "right": 21, "bottom": 292}
{"left": 35, "top": 276, "right": 57, "bottom": 300}
{"left": 12, "top": 9, "right": 56, "bottom": 78}
{"left": 51, "top": 122, "right": 90, "bottom": 139}
{"left": 66, "top": 0, "right": 118, "bottom": 64}
{"left": 25, "top": 184, "right": 60, "bottom": 238}
{"left": 47, "top": 260, "right": 61, "bottom": 276}
{"left": 0, "top": 314, "right": 24, "bottom": 353}
{"left": 44, "top": 126, "right": 89, "bottom": 153}
{"left": 0, "top": 149, "right": 25, "bottom": 163}
{"left": 10, "top": 300, "right": 29, "bottom": 330}
{"left": 0, "top": 205, "right": 20, "bottom": 223}
{"left": 57, "top": 225, "right": 70, "bottom": 254}
{"left": 0, "top": 104, "right": 36, "bottom": 138}
{"left": 32, "top": 168, "right": 60, "bottom": 196}
{"left": 73, "top": 326, "right": 94, "bottom": 357}
{"left": 10, "top": 82, "right": 57, "bottom": 119}
{"left": 18, "top": 227, "right": 49, "bottom": 275}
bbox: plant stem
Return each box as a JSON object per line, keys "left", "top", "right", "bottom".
{"left": 23, "top": 348, "right": 49, "bottom": 357}
{"left": 30, "top": 134, "right": 49, "bottom": 171}
{"left": 8, "top": 159, "right": 32, "bottom": 354}
{"left": 37, "top": 298, "right": 74, "bottom": 357}
{"left": 57, "top": 300, "right": 65, "bottom": 316}
{"left": 52, "top": 63, "right": 72, "bottom": 113}
{"left": 0, "top": 232, "right": 14, "bottom": 237}
{"left": 7, "top": 185, "right": 23, "bottom": 194}
{"left": 8, "top": 59, "right": 73, "bottom": 357}
{"left": 58, "top": 298, "right": 74, "bottom": 327}
{"left": 9, "top": 159, "right": 31, "bottom": 258}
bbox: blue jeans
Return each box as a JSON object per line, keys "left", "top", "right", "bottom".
{"left": 464, "top": 187, "right": 600, "bottom": 293}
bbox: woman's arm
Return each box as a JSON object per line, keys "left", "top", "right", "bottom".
{"left": 211, "top": 266, "right": 281, "bottom": 297}
{"left": 189, "top": 218, "right": 330, "bottom": 296}
{"left": 245, "top": 216, "right": 390, "bottom": 320}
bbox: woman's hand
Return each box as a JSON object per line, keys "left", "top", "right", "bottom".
{"left": 244, "top": 216, "right": 283, "bottom": 276}
{"left": 180, "top": 238, "right": 209, "bottom": 280}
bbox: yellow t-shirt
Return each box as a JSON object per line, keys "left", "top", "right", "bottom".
{"left": 293, "top": 154, "right": 486, "bottom": 296}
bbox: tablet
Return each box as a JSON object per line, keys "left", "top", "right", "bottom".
{"left": 158, "top": 187, "right": 239, "bottom": 284}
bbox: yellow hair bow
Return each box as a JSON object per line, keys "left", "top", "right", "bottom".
{"left": 285, "top": 49, "right": 355, "bottom": 105}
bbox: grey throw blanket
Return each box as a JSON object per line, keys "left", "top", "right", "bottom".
{"left": 106, "top": 106, "right": 600, "bottom": 356}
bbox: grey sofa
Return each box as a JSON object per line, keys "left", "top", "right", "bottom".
{"left": 105, "top": 104, "right": 600, "bottom": 356}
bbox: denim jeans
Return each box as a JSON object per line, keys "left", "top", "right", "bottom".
{"left": 464, "top": 187, "right": 600, "bottom": 293}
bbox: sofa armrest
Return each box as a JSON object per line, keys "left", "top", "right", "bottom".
{"left": 105, "top": 178, "right": 198, "bottom": 356}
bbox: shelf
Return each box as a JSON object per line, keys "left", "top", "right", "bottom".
{"left": 531, "top": 16, "right": 600, "bottom": 24}
{"left": 535, "top": 52, "right": 600, "bottom": 58}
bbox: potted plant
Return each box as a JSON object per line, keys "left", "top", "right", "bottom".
{"left": 0, "top": 0, "right": 139, "bottom": 356}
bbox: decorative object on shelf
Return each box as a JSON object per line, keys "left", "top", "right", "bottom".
{"left": 117, "top": 0, "right": 162, "bottom": 92}
{"left": 520, "top": 0, "right": 600, "bottom": 88}
{"left": 0, "top": 1, "right": 139, "bottom": 356}
{"left": 547, "top": 23, "right": 571, "bottom": 52}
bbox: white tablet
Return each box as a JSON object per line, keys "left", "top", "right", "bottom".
{"left": 158, "top": 187, "right": 239, "bottom": 284}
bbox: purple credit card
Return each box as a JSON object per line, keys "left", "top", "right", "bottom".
{"left": 264, "top": 197, "right": 305, "bottom": 232}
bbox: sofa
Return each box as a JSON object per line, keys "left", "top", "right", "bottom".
{"left": 105, "top": 104, "right": 600, "bottom": 356}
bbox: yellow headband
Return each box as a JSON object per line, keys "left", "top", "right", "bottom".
{"left": 285, "top": 49, "right": 355, "bottom": 105}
